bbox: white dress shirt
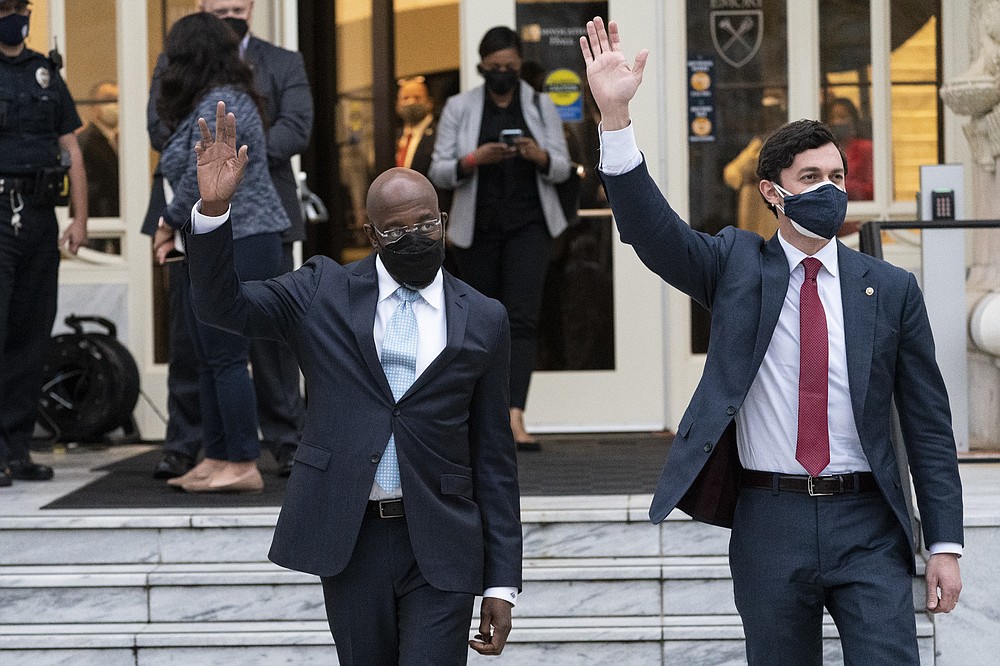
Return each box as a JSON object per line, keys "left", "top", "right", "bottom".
{"left": 370, "top": 255, "right": 446, "bottom": 500}
{"left": 191, "top": 202, "right": 521, "bottom": 600}
{"left": 596, "top": 127, "right": 961, "bottom": 557}
{"left": 399, "top": 113, "right": 434, "bottom": 169}
{"left": 737, "top": 234, "right": 868, "bottom": 475}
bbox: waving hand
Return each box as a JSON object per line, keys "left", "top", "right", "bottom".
{"left": 579, "top": 17, "right": 648, "bottom": 131}
{"left": 195, "top": 101, "right": 249, "bottom": 216}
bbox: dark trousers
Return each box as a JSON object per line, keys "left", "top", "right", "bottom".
{"left": 453, "top": 220, "right": 551, "bottom": 408}
{"left": 181, "top": 233, "right": 281, "bottom": 463}
{"left": 321, "top": 515, "right": 475, "bottom": 666}
{"left": 729, "top": 486, "right": 919, "bottom": 665}
{"left": 165, "top": 242, "right": 303, "bottom": 461}
{"left": 248, "top": 243, "right": 304, "bottom": 454}
{"left": 0, "top": 201, "right": 59, "bottom": 465}
{"left": 164, "top": 260, "right": 202, "bottom": 458}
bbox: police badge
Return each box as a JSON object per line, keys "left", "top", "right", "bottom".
{"left": 35, "top": 66, "right": 50, "bottom": 89}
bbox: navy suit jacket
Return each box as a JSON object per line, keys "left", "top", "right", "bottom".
{"left": 184, "top": 220, "right": 522, "bottom": 594}
{"left": 603, "top": 160, "right": 963, "bottom": 565}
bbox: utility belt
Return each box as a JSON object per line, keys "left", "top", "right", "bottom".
{"left": 0, "top": 168, "right": 69, "bottom": 206}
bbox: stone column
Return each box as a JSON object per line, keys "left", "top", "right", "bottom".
{"left": 940, "top": 0, "right": 1000, "bottom": 449}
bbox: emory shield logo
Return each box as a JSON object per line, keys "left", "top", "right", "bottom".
{"left": 710, "top": 10, "right": 763, "bottom": 69}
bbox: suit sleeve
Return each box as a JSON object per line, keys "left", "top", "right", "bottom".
{"left": 468, "top": 308, "right": 522, "bottom": 590}
{"left": 893, "top": 272, "right": 964, "bottom": 547}
{"left": 184, "top": 218, "right": 321, "bottom": 342}
{"left": 428, "top": 95, "right": 463, "bottom": 190}
{"left": 601, "top": 159, "right": 734, "bottom": 309}
{"left": 264, "top": 49, "right": 313, "bottom": 163}
{"left": 147, "top": 53, "right": 171, "bottom": 152}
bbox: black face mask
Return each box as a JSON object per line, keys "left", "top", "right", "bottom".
{"left": 379, "top": 232, "right": 445, "bottom": 289}
{"left": 222, "top": 17, "right": 249, "bottom": 40}
{"left": 0, "top": 13, "right": 29, "bottom": 47}
{"left": 479, "top": 67, "right": 519, "bottom": 95}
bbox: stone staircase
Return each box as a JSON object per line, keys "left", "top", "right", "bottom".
{"left": 0, "top": 495, "right": 935, "bottom": 665}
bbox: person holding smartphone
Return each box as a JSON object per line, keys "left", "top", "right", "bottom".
{"left": 429, "top": 26, "right": 572, "bottom": 450}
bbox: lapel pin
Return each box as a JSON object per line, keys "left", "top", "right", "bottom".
{"left": 865, "top": 287, "right": 874, "bottom": 296}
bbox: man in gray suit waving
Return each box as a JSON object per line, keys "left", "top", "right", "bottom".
{"left": 185, "top": 103, "right": 520, "bottom": 664}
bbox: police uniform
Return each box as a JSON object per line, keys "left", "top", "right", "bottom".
{"left": 0, "top": 47, "right": 81, "bottom": 478}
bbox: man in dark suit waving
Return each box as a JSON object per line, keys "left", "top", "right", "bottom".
{"left": 581, "top": 17, "right": 963, "bottom": 665}
{"left": 185, "top": 102, "right": 521, "bottom": 664}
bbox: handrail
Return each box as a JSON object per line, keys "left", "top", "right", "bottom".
{"left": 859, "top": 219, "right": 1000, "bottom": 259}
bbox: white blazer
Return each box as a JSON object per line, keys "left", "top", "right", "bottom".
{"left": 429, "top": 80, "right": 572, "bottom": 249}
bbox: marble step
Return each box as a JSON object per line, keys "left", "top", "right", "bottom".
{"left": 0, "top": 557, "right": 928, "bottom": 626}
{"left": 0, "top": 500, "right": 733, "bottom": 566}
{"left": 0, "top": 558, "right": 730, "bottom": 624}
{"left": 0, "top": 615, "right": 936, "bottom": 666}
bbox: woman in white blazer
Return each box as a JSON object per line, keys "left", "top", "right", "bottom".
{"left": 430, "top": 26, "right": 571, "bottom": 449}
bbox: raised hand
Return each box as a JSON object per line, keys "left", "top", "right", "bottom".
{"left": 579, "top": 17, "right": 648, "bottom": 130}
{"left": 195, "top": 100, "right": 248, "bottom": 215}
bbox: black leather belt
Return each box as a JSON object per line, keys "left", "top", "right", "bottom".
{"left": 741, "top": 470, "right": 878, "bottom": 496}
{"left": 0, "top": 176, "right": 33, "bottom": 195}
{"left": 366, "top": 498, "right": 405, "bottom": 518}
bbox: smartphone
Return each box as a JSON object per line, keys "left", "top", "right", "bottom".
{"left": 499, "top": 128, "right": 523, "bottom": 145}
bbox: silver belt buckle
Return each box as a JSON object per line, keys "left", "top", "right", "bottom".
{"left": 807, "top": 475, "right": 835, "bottom": 496}
{"left": 379, "top": 499, "right": 403, "bottom": 518}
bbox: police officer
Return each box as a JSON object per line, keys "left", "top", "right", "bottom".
{"left": 0, "top": 0, "right": 88, "bottom": 487}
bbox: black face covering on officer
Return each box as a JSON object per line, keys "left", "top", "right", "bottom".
{"left": 379, "top": 231, "right": 445, "bottom": 289}
{"left": 0, "top": 11, "right": 29, "bottom": 47}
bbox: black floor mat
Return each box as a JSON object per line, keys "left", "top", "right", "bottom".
{"left": 42, "top": 432, "right": 672, "bottom": 509}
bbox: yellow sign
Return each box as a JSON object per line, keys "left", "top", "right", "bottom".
{"left": 544, "top": 68, "right": 582, "bottom": 107}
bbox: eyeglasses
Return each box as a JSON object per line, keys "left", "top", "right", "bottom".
{"left": 370, "top": 214, "right": 446, "bottom": 243}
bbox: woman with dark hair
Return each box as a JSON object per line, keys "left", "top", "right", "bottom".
{"left": 823, "top": 97, "right": 874, "bottom": 201}
{"left": 152, "top": 12, "right": 290, "bottom": 493}
{"left": 429, "top": 26, "right": 572, "bottom": 450}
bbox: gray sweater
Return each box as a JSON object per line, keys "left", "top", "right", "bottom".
{"left": 160, "top": 86, "right": 289, "bottom": 239}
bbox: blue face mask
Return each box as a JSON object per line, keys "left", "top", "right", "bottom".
{"left": 0, "top": 12, "right": 29, "bottom": 47}
{"left": 772, "top": 180, "right": 848, "bottom": 240}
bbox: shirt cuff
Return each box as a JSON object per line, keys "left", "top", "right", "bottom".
{"left": 928, "top": 542, "right": 963, "bottom": 557}
{"left": 190, "top": 199, "right": 231, "bottom": 235}
{"left": 483, "top": 586, "right": 517, "bottom": 607}
{"left": 598, "top": 121, "right": 642, "bottom": 176}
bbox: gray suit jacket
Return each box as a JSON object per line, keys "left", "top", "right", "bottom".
{"left": 429, "top": 80, "right": 572, "bottom": 248}
{"left": 602, "top": 160, "right": 963, "bottom": 570}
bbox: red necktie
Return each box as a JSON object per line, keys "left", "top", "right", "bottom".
{"left": 395, "top": 130, "right": 411, "bottom": 168}
{"left": 796, "top": 257, "right": 830, "bottom": 476}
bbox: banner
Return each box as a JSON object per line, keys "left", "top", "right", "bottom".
{"left": 687, "top": 56, "right": 716, "bottom": 143}
{"left": 516, "top": 2, "right": 608, "bottom": 123}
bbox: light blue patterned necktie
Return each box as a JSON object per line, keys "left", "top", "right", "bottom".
{"left": 375, "top": 286, "right": 420, "bottom": 492}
